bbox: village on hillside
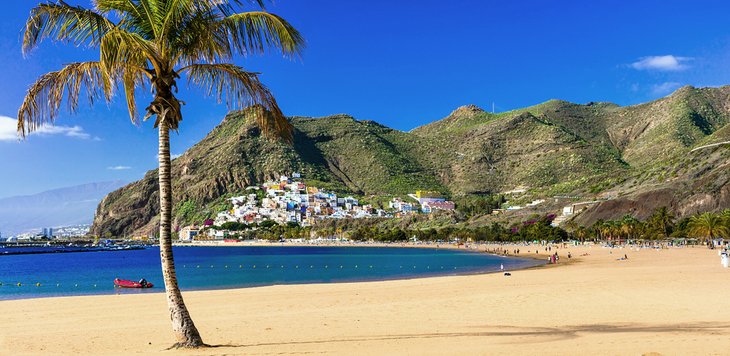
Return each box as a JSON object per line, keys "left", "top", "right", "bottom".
{"left": 179, "top": 173, "right": 456, "bottom": 241}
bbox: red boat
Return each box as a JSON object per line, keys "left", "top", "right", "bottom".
{"left": 114, "top": 278, "right": 153, "bottom": 288}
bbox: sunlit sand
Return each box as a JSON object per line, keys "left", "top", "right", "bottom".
{"left": 1, "top": 245, "right": 728, "bottom": 355}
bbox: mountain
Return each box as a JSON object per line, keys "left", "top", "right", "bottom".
{"left": 91, "top": 85, "right": 730, "bottom": 237}
{"left": 0, "top": 181, "right": 127, "bottom": 237}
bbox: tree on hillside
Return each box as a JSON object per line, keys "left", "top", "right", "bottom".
{"left": 18, "top": 0, "right": 303, "bottom": 348}
{"left": 688, "top": 212, "right": 728, "bottom": 249}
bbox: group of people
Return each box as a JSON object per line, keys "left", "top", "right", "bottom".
{"left": 549, "top": 252, "right": 559, "bottom": 264}
{"left": 485, "top": 247, "right": 518, "bottom": 256}
{"left": 482, "top": 244, "right": 581, "bottom": 265}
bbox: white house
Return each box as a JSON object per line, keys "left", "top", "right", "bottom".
{"left": 178, "top": 226, "right": 199, "bottom": 241}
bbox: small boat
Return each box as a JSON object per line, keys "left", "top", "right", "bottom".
{"left": 114, "top": 278, "right": 153, "bottom": 288}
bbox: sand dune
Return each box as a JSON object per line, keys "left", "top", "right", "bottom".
{"left": 1, "top": 245, "right": 728, "bottom": 355}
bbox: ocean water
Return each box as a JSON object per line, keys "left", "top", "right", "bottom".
{"left": 0, "top": 246, "right": 543, "bottom": 300}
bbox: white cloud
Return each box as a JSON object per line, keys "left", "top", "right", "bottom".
{"left": 0, "top": 116, "right": 17, "bottom": 141}
{"left": 0, "top": 116, "right": 96, "bottom": 142}
{"left": 630, "top": 55, "right": 692, "bottom": 71}
{"left": 107, "top": 166, "right": 132, "bottom": 170}
{"left": 34, "top": 125, "right": 91, "bottom": 139}
{"left": 651, "top": 82, "right": 682, "bottom": 96}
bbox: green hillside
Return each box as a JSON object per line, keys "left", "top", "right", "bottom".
{"left": 92, "top": 85, "right": 730, "bottom": 237}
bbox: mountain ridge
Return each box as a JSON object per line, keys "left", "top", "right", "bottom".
{"left": 0, "top": 181, "right": 127, "bottom": 237}
{"left": 91, "top": 85, "right": 730, "bottom": 237}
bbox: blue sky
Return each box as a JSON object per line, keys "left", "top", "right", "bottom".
{"left": 1, "top": 0, "right": 730, "bottom": 198}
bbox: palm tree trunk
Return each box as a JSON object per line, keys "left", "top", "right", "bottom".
{"left": 158, "top": 121, "right": 205, "bottom": 348}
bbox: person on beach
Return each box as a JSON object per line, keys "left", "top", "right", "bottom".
{"left": 500, "top": 264, "right": 504, "bottom": 271}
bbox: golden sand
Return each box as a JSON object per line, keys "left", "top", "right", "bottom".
{"left": 1, "top": 245, "right": 728, "bottom": 355}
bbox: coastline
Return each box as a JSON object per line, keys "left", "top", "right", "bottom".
{"left": 2, "top": 244, "right": 728, "bottom": 355}
{"left": 0, "top": 243, "right": 545, "bottom": 302}
{"left": 174, "top": 240, "right": 554, "bottom": 260}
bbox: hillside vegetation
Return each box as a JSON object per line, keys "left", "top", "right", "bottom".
{"left": 92, "top": 85, "right": 730, "bottom": 237}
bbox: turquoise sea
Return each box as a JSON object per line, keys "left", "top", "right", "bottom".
{"left": 0, "top": 245, "right": 543, "bottom": 300}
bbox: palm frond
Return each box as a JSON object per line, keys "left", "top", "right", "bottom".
{"left": 219, "top": 11, "right": 304, "bottom": 57}
{"left": 23, "top": 1, "right": 114, "bottom": 55}
{"left": 17, "top": 62, "right": 112, "bottom": 137}
{"left": 159, "top": 0, "right": 257, "bottom": 46}
{"left": 95, "top": 0, "right": 157, "bottom": 40}
{"left": 122, "top": 67, "right": 149, "bottom": 125}
{"left": 100, "top": 27, "right": 158, "bottom": 74}
{"left": 210, "top": 0, "right": 269, "bottom": 17}
{"left": 182, "top": 63, "right": 292, "bottom": 142}
{"left": 159, "top": 0, "right": 200, "bottom": 42}
{"left": 160, "top": 1, "right": 281, "bottom": 64}
{"left": 137, "top": 0, "right": 162, "bottom": 39}
{"left": 93, "top": 0, "right": 138, "bottom": 14}
{"left": 171, "top": 10, "right": 233, "bottom": 65}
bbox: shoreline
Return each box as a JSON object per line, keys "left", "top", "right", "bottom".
{"left": 0, "top": 244, "right": 547, "bottom": 302}
{"left": 174, "top": 239, "right": 563, "bottom": 260}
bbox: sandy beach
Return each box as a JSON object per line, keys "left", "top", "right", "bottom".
{"left": 1, "top": 244, "right": 728, "bottom": 355}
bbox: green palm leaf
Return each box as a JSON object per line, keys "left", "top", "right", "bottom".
{"left": 23, "top": 1, "right": 113, "bottom": 54}
{"left": 220, "top": 11, "right": 304, "bottom": 57}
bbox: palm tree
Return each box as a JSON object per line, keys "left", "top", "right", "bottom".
{"left": 619, "top": 215, "right": 640, "bottom": 241}
{"left": 600, "top": 221, "right": 617, "bottom": 242}
{"left": 591, "top": 219, "right": 605, "bottom": 240}
{"left": 17, "top": 0, "right": 303, "bottom": 348}
{"left": 564, "top": 219, "right": 578, "bottom": 237}
{"left": 721, "top": 209, "right": 730, "bottom": 227}
{"left": 647, "top": 207, "right": 674, "bottom": 239}
{"left": 688, "top": 212, "right": 729, "bottom": 249}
